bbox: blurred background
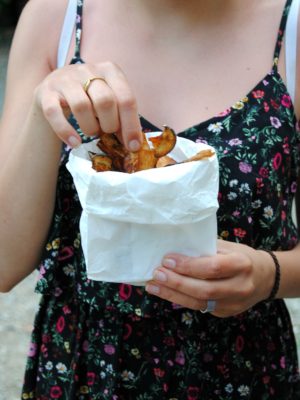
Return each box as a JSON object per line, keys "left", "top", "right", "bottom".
{"left": 1, "top": 2, "right": 300, "bottom": 399}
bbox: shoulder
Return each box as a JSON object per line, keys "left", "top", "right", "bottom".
{"left": 14, "top": 0, "right": 70, "bottom": 70}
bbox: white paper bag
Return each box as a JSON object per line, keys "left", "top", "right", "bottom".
{"left": 66, "top": 134, "right": 219, "bottom": 285}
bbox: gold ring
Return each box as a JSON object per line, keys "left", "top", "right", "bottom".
{"left": 83, "top": 77, "right": 106, "bottom": 93}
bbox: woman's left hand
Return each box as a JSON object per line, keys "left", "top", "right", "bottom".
{"left": 145, "top": 240, "right": 275, "bottom": 317}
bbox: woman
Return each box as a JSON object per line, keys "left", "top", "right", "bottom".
{"left": 0, "top": 0, "right": 300, "bottom": 398}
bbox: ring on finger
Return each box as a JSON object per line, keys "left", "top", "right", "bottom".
{"left": 200, "top": 300, "right": 216, "bottom": 314}
{"left": 83, "top": 77, "right": 107, "bottom": 93}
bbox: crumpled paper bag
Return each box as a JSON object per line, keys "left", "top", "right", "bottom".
{"left": 66, "top": 133, "right": 219, "bottom": 285}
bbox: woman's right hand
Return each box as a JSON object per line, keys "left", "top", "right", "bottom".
{"left": 34, "top": 61, "right": 143, "bottom": 151}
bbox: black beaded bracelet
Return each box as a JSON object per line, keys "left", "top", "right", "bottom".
{"left": 263, "top": 249, "right": 281, "bottom": 301}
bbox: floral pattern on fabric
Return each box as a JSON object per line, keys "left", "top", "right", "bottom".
{"left": 21, "top": 0, "right": 300, "bottom": 399}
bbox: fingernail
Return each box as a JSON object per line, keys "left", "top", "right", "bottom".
{"left": 154, "top": 271, "right": 167, "bottom": 282}
{"left": 68, "top": 136, "right": 81, "bottom": 148}
{"left": 128, "top": 139, "right": 140, "bottom": 152}
{"left": 145, "top": 284, "right": 160, "bottom": 294}
{"left": 163, "top": 258, "right": 176, "bottom": 269}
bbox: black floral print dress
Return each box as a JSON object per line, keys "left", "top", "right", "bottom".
{"left": 21, "top": 0, "right": 300, "bottom": 399}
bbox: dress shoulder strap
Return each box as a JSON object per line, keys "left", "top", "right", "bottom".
{"left": 57, "top": 0, "right": 84, "bottom": 68}
{"left": 272, "top": 0, "right": 294, "bottom": 71}
{"left": 285, "top": 0, "right": 300, "bottom": 102}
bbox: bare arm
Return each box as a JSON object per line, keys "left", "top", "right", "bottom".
{"left": 0, "top": 0, "right": 67, "bottom": 291}
{"left": 0, "top": 0, "right": 143, "bottom": 292}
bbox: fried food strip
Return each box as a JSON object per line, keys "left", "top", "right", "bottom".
{"left": 156, "top": 155, "right": 177, "bottom": 168}
{"left": 97, "top": 133, "right": 128, "bottom": 172}
{"left": 183, "top": 149, "right": 215, "bottom": 163}
{"left": 123, "top": 133, "right": 157, "bottom": 173}
{"left": 148, "top": 126, "right": 176, "bottom": 157}
{"left": 123, "top": 126, "right": 177, "bottom": 172}
{"left": 91, "top": 128, "right": 214, "bottom": 173}
{"left": 89, "top": 152, "right": 113, "bottom": 172}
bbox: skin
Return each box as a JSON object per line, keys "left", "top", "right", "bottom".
{"left": 0, "top": 0, "right": 300, "bottom": 319}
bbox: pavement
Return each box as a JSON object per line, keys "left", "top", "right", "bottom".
{"left": 1, "top": 27, "right": 300, "bottom": 400}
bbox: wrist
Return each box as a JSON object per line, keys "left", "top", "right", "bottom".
{"left": 256, "top": 249, "right": 278, "bottom": 300}
{"left": 259, "top": 249, "right": 281, "bottom": 301}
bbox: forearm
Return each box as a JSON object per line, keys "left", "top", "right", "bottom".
{"left": 0, "top": 103, "right": 62, "bottom": 291}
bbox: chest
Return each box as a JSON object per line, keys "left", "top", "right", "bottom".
{"left": 69, "top": 0, "right": 288, "bottom": 132}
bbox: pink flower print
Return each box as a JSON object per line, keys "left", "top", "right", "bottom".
{"left": 153, "top": 368, "right": 165, "bottom": 378}
{"left": 291, "top": 182, "right": 297, "bottom": 193}
{"left": 236, "top": 335, "right": 244, "bottom": 353}
{"left": 259, "top": 167, "right": 269, "bottom": 178}
{"left": 87, "top": 372, "right": 96, "bottom": 386}
{"left": 56, "top": 316, "right": 65, "bottom": 333}
{"left": 283, "top": 140, "right": 290, "bottom": 154}
{"left": 281, "top": 94, "right": 292, "bottom": 108}
{"left": 63, "top": 305, "right": 71, "bottom": 315}
{"left": 252, "top": 90, "right": 265, "bottom": 99}
{"left": 272, "top": 153, "right": 282, "bottom": 170}
{"left": 42, "top": 334, "right": 51, "bottom": 344}
{"left": 263, "top": 101, "right": 270, "bottom": 112}
{"left": 281, "top": 210, "right": 286, "bottom": 221}
{"left": 228, "top": 138, "right": 242, "bottom": 146}
{"left": 233, "top": 228, "right": 247, "bottom": 239}
{"left": 218, "top": 108, "right": 231, "bottom": 117}
{"left": 50, "top": 386, "right": 63, "bottom": 399}
{"left": 123, "top": 323, "right": 132, "bottom": 340}
{"left": 58, "top": 246, "right": 74, "bottom": 261}
{"left": 256, "top": 177, "right": 264, "bottom": 190}
{"left": 271, "top": 99, "right": 280, "bottom": 110}
{"left": 28, "top": 342, "right": 37, "bottom": 357}
{"left": 196, "top": 137, "right": 208, "bottom": 145}
{"left": 270, "top": 116, "right": 282, "bottom": 129}
{"left": 119, "top": 284, "right": 132, "bottom": 300}
{"left": 280, "top": 356, "right": 286, "bottom": 369}
{"left": 41, "top": 343, "right": 48, "bottom": 355}
{"left": 104, "top": 344, "right": 116, "bottom": 355}
{"left": 239, "top": 162, "right": 252, "bottom": 174}
{"left": 175, "top": 350, "right": 185, "bottom": 365}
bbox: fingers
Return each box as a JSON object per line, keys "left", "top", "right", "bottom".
{"left": 83, "top": 78, "right": 119, "bottom": 134}
{"left": 145, "top": 247, "right": 260, "bottom": 316}
{"left": 145, "top": 282, "right": 249, "bottom": 318}
{"left": 37, "top": 62, "right": 142, "bottom": 149}
{"left": 62, "top": 82, "right": 102, "bottom": 136}
{"left": 100, "top": 63, "right": 142, "bottom": 150}
{"left": 161, "top": 252, "right": 251, "bottom": 280}
{"left": 147, "top": 266, "right": 254, "bottom": 302}
{"left": 145, "top": 282, "right": 208, "bottom": 311}
{"left": 41, "top": 91, "right": 82, "bottom": 147}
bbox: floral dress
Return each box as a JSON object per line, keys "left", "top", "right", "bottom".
{"left": 21, "top": 0, "right": 300, "bottom": 399}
